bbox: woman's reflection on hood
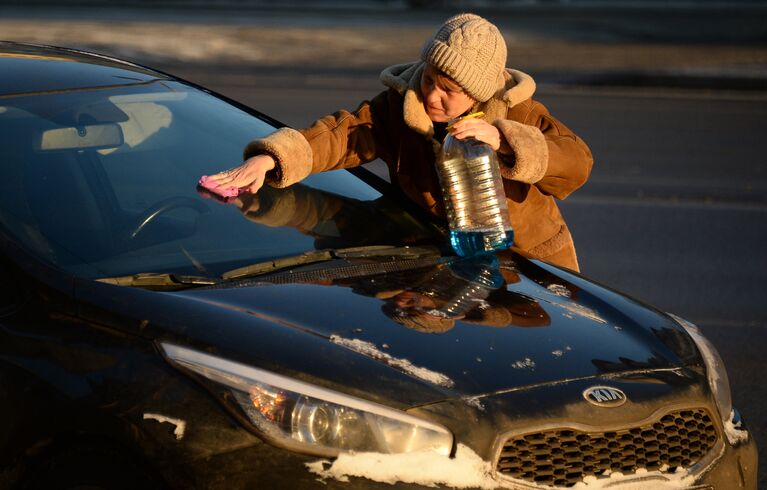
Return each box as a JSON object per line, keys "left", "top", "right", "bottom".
{"left": 200, "top": 183, "right": 551, "bottom": 332}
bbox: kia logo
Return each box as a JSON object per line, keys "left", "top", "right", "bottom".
{"left": 583, "top": 386, "right": 627, "bottom": 407}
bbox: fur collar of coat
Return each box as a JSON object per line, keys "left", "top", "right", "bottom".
{"left": 379, "top": 61, "right": 537, "bottom": 138}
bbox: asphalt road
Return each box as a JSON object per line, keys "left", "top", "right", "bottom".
{"left": 170, "top": 68, "right": 767, "bottom": 484}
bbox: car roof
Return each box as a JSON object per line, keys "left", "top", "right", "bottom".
{"left": 0, "top": 41, "right": 171, "bottom": 97}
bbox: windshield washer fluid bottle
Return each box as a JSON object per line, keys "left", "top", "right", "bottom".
{"left": 435, "top": 113, "right": 514, "bottom": 256}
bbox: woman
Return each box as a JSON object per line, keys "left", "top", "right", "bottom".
{"left": 204, "top": 13, "right": 593, "bottom": 271}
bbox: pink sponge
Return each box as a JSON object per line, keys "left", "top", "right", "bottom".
{"left": 198, "top": 175, "right": 242, "bottom": 198}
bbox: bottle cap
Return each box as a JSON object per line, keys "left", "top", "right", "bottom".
{"left": 447, "top": 112, "right": 485, "bottom": 130}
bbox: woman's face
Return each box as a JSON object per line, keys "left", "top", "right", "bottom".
{"left": 420, "top": 64, "right": 476, "bottom": 123}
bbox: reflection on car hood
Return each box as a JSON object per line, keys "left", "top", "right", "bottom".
{"left": 169, "top": 253, "right": 699, "bottom": 399}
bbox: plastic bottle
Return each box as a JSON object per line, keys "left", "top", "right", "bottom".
{"left": 435, "top": 112, "right": 514, "bottom": 256}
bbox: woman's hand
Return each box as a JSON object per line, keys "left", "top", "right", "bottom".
{"left": 448, "top": 118, "right": 502, "bottom": 151}
{"left": 207, "top": 154, "right": 276, "bottom": 194}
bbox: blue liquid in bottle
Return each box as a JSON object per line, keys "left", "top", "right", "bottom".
{"left": 450, "top": 228, "right": 515, "bottom": 257}
{"left": 436, "top": 115, "right": 515, "bottom": 257}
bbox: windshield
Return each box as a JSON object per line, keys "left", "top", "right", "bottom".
{"left": 0, "top": 79, "right": 442, "bottom": 279}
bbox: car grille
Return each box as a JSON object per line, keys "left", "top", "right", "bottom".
{"left": 496, "top": 408, "right": 718, "bottom": 487}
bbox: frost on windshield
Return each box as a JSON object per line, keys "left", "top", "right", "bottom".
{"left": 329, "top": 335, "right": 454, "bottom": 388}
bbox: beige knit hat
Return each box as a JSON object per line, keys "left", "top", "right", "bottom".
{"left": 421, "top": 13, "right": 507, "bottom": 102}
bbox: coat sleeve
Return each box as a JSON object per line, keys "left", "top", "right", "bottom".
{"left": 493, "top": 99, "right": 593, "bottom": 200}
{"left": 242, "top": 91, "right": 393, "bottom": 188}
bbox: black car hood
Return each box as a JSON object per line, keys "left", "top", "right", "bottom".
{"left": 160, "top": 254, "right": 699, "bottom": 400}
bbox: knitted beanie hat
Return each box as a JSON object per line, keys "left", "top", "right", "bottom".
{"left": 421, "top": 13, "right": 507, "bottom": 102}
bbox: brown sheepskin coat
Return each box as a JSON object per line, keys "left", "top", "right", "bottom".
{"left": 245, "top": 62, "right": 593, "bottom": 271}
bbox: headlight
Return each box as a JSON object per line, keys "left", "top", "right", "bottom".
{"left": 160, "top": 342, "right": 453, "bottom": 457}
{"left": 669, "top": 314, "right": 733, "bottom": 428}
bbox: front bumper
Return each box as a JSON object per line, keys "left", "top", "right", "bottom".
{"left": 146, "top": 412, "right": 756, "bottom": 490}
{"left": 406, "top": 370, "right": 758, "bottom": 489}
{"left": 128, "top": 350, "right": 758, "bottom": 489}
{"left": 693, "top": 418, "right": 758, "bottom": 490}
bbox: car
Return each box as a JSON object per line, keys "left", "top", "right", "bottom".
{"left": 0, "top": 41, "right": 758, "bottom": 490}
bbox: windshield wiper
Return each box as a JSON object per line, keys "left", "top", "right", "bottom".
{"left": 97, "top": 245, "right": 442, "bottom": 289}
{"left": 97, "top": 273, "right": 219, "bottom": 290}
{"left": 221, "top": 245, "right": 442, "bottom": 282}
